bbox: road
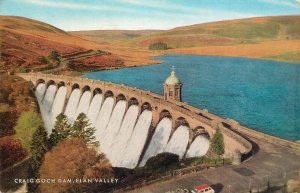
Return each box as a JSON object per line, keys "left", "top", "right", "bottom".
{"left": 42, "top": 50, "right": 102, "bottom": 74}
{"left": 128, "top": 138, "right": 300, "bottom": 193}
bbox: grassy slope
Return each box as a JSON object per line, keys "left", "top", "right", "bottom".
{"left": 132, "top": 15, "right": 300, "bottom": 46}
{"left": 0, "top": 16, "right": 158, "bottom": 72}
{"left": 70, "top": 30, "right": 164, "bottom": 44}
{"left": 74, "top": 15, "right": 300, "bottom": 63}
{"left": 134, "top": 15, "right": 300, "bottom": 63}
{"left": 2, "top": 15, "right": 300, "bottom": 70}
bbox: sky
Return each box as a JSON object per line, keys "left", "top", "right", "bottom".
{"left": 1, "top": 0, "right": 300, "bottom": 31}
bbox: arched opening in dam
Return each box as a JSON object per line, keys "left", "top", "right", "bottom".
{"left": 141, "top": 102, "right": 152, "bottom": 111}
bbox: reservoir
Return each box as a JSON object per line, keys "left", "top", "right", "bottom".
{"left": 84, "top": 55, "right": 300, "bottom": 141}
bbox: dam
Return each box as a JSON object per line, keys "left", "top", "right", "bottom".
{"left": 17, "top": 71, "right": 252, "bottom": 169}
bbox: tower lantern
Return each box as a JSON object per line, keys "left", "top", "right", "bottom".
{"left": 164, "top": 66, "right": 182, "bottom": 102}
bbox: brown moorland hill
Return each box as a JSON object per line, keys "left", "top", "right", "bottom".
{"left": 74, "top": 15, "right": 300, "bottom": 63}
{"left": 70, "top": 30, "right": 164, "bottom": 44}
{"left": 132, "top": 15, "right": 300, "bottom": 46}
{"left": 0, "top": 16, "right": 156, "bottom": 73}
{"left": 135, "top": 15, "right": 300, "bottom": 63}
{"left": 2, "top": 15, "right": 299, "bottom": 72}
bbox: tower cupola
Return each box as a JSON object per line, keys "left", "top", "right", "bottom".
{"left": 164, "top": 66, "right": 182, "bottom": 102}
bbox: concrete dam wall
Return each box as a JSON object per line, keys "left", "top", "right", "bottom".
{"left": 17, "top": 73, "right": 252, "bottom": 168}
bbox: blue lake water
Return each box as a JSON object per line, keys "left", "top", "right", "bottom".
{"left": 84, "top": 55, "right": 300, "bottom": 141}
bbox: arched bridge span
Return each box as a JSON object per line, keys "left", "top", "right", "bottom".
{"left": 17, "top": 73, "right": 252, "bottom": 157}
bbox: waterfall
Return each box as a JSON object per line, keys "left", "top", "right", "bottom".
{"left": 109, "top": 105, "right": 139, "bottom": 167}
{"left": 87, "top": 94, "right": 103, "bottom": 127}
{"left": 101, "top": 100, "right": 127, "bottom": 161}
{"left": 186, "top": 135, "right": 210, "bottom": 158}
{"left": 120, "top": 110, "right": 152, "bottom": 169}
{"left": 75, "top": 91, "right": 92, "bottom": 117}
{"left": 94, "top": 97, "right": 114, "bottom": 142}
{"left": 165, "top": 125, "right": 189, "bottom": 159}
{"left": 35, "top": 84, "right": 58, "bottom": 134}
{"left": 64, "top": 89, "right": 81, "bottom": 124}
{"left": 35, "top": 83, "right": 49, "bottom": 133}
{"left": 139, "top": 118, "right": 172, "bottom": 167}
{"left": 42, "top": 85, "right": 57, "bottom": 113}
{"left": 34, "top": 81, "right": 207, "bottom": 169}
{"left": 35, "top": 83, "right": 46, "bottom": 102}
{"left": 49, "top": 86, "right": 67, "bottom": 130}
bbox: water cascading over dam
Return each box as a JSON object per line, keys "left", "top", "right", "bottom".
{"left": 34, "top": 82, "right": 211, "bottom": 169}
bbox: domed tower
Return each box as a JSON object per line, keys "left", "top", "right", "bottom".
{"left": 164, "top": 66, "right": 182, "bottom": 102}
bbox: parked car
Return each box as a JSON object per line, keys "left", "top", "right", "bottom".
{"left": 192, "top": 184, "right": 215, "bottom": 193}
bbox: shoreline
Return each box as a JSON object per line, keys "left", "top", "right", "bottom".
{"left": 75, "top": 53, "right": 300, "bottom": 77}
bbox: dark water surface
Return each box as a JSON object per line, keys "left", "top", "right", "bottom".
{"left": 84, "top": 55, "right": 300, "bottom": 141}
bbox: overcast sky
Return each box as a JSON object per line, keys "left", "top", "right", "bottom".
{"left": 1, "top": 0, "right": 300, "bottom": 31}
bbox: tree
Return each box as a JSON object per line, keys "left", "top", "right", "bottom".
{"left": 71, "top": 113, "right": 99, "bottom": 146}
{"left": 27, "top": 125, "right": 48, "bottom": 192}
{"left": 48, "top": 50, "right": 60, "bottom": 63}
{"left": 38, "top": 56, "right": 48, "bottom": 65}
{"left": 0, "top": 136, "right": 28, "bottom": 170}
{"left": 39, "top": 138, "right": 114, "bottom": 193}
{"left": 148, "top": 42, "right": 168, "bottom": 50}
{"left": 211, "top": 128, "right": 225, "bottom": 156}
{"left": 145, "top": 152, "right": 179, "bottom": 170}
{"left": 48, "top": 113, "right": 99, "bottom": 149}
{"left": 48, "top": 113, "right": 71, "bottom": 149}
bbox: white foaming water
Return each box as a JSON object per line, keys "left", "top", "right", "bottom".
{"left": 49, "top": 86, "right": 67, "bottom": 130}
{"left": 35, "top": 83, "right": 55, "bottom": 134}
{"left": 139, "top": 118, "right": 172, "bottom": 167}
{"left": 165, "top": 125, "right": 189, "bottom": 159}
{"left": 34, "top": 83, "right": 200, "bottom": 168}
{"left": 94, "top": 97, "right": 114, "bottom": 142}
{"left": 35, "top": 83, "right": 48, "bottom": 132}
{"left": 186, "top": 135, "right": 210, "bottom": 158}
{"left": 109, "top": 105, "right": 139, "bottom": 167}
{"left": 64, "top": 89, "right": 81, "bottom": 124}
{"left": 75, "top": 91, "right": 92, "bottom": 118}
{"left": 35, "top": 83, "right": 46, "bottom": 102}
{"left": 120, "top": 110, "right": 152, "bottom": 169}
{"left": 87, "top": 94, "right": 103, "bottom": 126}
{"left": 42, "top": 85, "right": 57, "bottom": 113}
{"left": 101, "top": 100, "right": 127, "bottom": 160}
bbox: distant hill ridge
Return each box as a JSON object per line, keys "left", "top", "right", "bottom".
{"left": 0, "top": 16, "right": 68, "bottom": 35}
{"left": 129, "top": 15, "right": 300, "bottom": 48}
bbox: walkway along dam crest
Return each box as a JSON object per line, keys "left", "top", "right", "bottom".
{"left": 17, "top": 72, "right": 253, "bottom": 168}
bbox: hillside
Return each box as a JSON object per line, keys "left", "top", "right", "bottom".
{"left": 70, "top": 30, "right": 164, "bottom": 44}
{"left": 74, "top": 15, "right": 300, "bottom": 63}
{"left": 1, "top": 15, "right": 300, "bottom": 72}
{"left": 0, "top": 16, "right": 157, "bottom": 73}
{"left": 134, "top": 15, "right": 300, "bottom": 63}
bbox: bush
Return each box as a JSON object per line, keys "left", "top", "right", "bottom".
{"left": 0, "top": 111, "right": 18, "bottom": 137}
{"left": 39, "top": 138, "right": 113, "bottom": 193}
{"left": 0, "top": 136, "right": 28, "bottom": 170}
{"left": 48, "top": 50, "right": 60, "bottom": 62}
{"left": 14, "top": 111, "right": 42, "bottom": 150}
{"left": 0, "top": 75, "right": 37, "bottom": 112}
{"left": 145, "top": 152, "right": 179, "bottom": 170}
{"left": 211, "top": 128, "right": 225, "bottom": 156}
{"left": 148, "top": 42, "right": 168, "bottom": 50}
{"left": 38, "top": 56, "right": 48, "bottom": 65}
